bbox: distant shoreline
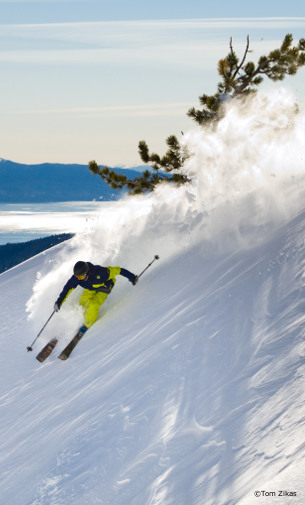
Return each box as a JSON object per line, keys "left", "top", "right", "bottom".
{"left": 0, "top": 201, "right": 109, "bottom": 245}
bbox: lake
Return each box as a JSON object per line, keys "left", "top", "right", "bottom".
{"left": 0, "top": 202, "right": 110, "bottom": 245}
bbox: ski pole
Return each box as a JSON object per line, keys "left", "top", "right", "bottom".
{"left": 26, "top": 310, "right": 55, "bottom": 352}
{"left": 137, "top": 255, "right": 160, "bottom": 281}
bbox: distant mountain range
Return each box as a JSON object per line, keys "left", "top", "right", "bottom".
{"left": 0, "top": 159, "right": 145, "bottom": 202}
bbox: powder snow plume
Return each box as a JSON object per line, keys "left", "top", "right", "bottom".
{"left": 27, "top": 87, "right": 305, "bottom": 325}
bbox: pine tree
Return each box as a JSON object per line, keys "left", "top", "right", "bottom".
{"left": 188, "top": 34, "right": 305, "bottom": 126}
{"left": 89, "top": 34, "right": 305, "bottom": 194}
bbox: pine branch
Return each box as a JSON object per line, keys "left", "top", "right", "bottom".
{"left": 231, "top": 34, "right": 250, "bottom": 82}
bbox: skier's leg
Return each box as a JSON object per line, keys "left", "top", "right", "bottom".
{"left": 83, "top": 291, "right": 108, "bottom": 327}
{"left": 79, "top": 289, "right": 93, "bottom": 309}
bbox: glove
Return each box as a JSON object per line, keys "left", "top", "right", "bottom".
{"left": 131, "top": 276, "right": 138, "bottom": 286}
{"left": 54, "top": 302, "right": 60, "bottom": 312}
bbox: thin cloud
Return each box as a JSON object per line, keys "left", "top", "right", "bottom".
{"left": 7, "top": 102, "right": 195, "bottom": 117}
{"left": 1, "top": 17, "right": 302, "bottom": 68}
{"left": 0, "top": 39, "right": 287, "bottom": 70}
{"left": 1, "top": 18, "right": 305, "bottom": 47}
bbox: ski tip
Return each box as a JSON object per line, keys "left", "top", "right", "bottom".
{"left": 58, "top": 353, "right": 68, "bottom": 361}
{"left": 35, "top": 338, "right": 58, "bottom": 363}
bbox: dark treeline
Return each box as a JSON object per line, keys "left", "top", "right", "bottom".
{"left": 0, "top": 234, "right": 73, "bottom": 274}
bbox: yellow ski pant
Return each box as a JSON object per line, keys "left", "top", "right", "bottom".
{"left": 79, "top": 289, "right": 108, "bottom": 327}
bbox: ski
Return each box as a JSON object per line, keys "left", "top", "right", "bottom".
{"left": 58, "top": 326, "right": 88, "bottom": 360}
{"left": 36, "top": 338, "right": 58, "bottom": 363}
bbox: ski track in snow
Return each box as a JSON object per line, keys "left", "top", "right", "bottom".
{"left": 1, "top": 89, "right": 305, "bottom": 504}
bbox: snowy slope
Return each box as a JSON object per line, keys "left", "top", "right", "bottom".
{"left": 1, "top": 88, "right": 305, "bottom": 505}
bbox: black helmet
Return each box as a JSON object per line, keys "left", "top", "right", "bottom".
{"left": 74, "top": 261, "right": 89, "bottom": 278}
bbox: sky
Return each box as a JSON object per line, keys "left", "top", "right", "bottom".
{"left": 0, "top": 0, "right": 305, "bottom": 167}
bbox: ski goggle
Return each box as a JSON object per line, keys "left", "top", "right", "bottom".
{"left": 75, "top": 272, "right": 88, "bottom": 280}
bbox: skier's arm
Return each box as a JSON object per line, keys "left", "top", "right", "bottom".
{"left": 55, "top": 276, "right": 79, "bottom": 309}
{"left": 119, "top": 267, "right": 138, "bottom": 284}
{"left": 108, "top": 266, "right": 138, "bottom": 285}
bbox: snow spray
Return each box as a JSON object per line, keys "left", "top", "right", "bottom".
{"left": 27, "top": 87, "right": 305, "bottom": 324}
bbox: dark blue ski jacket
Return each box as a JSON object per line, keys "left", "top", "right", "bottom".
{"left": 56, "top": 262, "right": 136, "bottom": 308}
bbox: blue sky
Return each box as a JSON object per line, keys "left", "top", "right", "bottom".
{"left": 0, "top": 1, "right": 304, "bottom": 166}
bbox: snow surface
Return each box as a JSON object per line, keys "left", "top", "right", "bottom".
{"left": 1, "top": 88, "right": 305, "bottom": 504}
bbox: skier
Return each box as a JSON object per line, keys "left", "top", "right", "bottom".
{"left": 54, "top": 260, "right": 138, "bottom": 337}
